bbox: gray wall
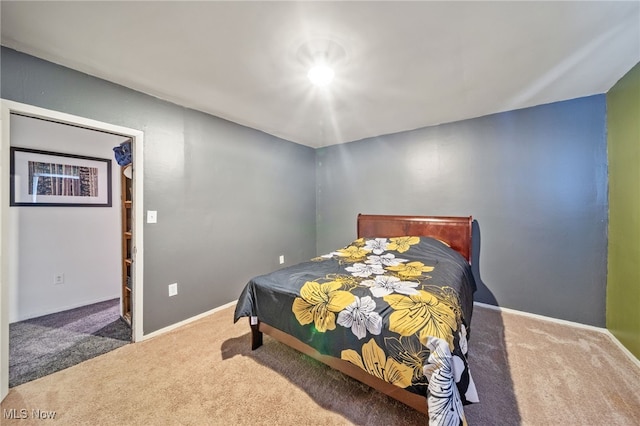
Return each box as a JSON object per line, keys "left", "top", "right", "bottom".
{"left": 1, "top": 47, "right": 317, "bottom": 334}
{"left": 316, "top": 95, "right": 608, "bottom": 327}
{"left": 2, "top": 47, "right": 609, "bottom": 330}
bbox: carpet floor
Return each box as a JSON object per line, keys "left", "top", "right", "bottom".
{"left": 1, "top": 304, "right": 639, "bottom": 425}
{"left": 9, "top": 298, "right": 131, "bottom": 388}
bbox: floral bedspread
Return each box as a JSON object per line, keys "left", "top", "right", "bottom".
{"left": 234, "top": 236, "right": 479, "bottom": 425}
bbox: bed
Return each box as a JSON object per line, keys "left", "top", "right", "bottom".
{"left": 234, "top": 214, "right": 479, "bottom": 425}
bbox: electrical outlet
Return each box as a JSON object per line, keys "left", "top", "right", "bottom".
{"left": 279, "top": 255, "right": 285, "bottom": 264}
{"left": 168, "top": 283, "right": 178, "bottom": 297}
{"left": 54, "top": 273, "right": 64, "bottom": 285}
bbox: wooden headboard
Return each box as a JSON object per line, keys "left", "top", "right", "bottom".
{"left": 357, "top": 214, "right": 473, "bottom": 262}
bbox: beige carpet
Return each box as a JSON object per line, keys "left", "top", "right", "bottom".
{"left": 1, "top": 304, "right": 639, "bottom": 425}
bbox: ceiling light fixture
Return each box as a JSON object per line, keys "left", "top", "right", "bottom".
{"left": 295, "top": 37, "right": 347, "bottom": 89}
{"left": 307, "top": 61, "right": 335, "bottom": 87}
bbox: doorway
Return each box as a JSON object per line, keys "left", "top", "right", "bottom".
{"left": 0, "top": 100, "right": 145, "bottom": 400}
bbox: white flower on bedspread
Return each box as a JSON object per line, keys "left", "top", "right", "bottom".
{"left": 364, "top": 238, "right": 389, "bottom": 254}
{"left": 337, "top": 296, "right": 382, "bottom": 339}
{"left": 345, "top": 263, "right": 385, "bottom": 278}
{"left": 423, "top": 336, "right": 467, "bottom": 426}
{"left": 365, "top": 253, "right": 408, "bottom": 267}
{"left": 455, "top": 324, "right": 479, "bottom": 404}
{"left": 361, "top": 275, "right": 419, "bottom": 298}
{"left": 459, "top": 324, "right": 468, "bottom": 355}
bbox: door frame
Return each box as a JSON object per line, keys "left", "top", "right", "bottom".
{"left": 0, "top": 99, "right": 145, "bottom": 400}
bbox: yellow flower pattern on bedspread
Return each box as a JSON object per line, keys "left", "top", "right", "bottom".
{"left": 236, "top": 235, "right": 478, "bottom": 426}
{"left": 386, "top": 261, "right": 435, "bottom": 278}
{"left": 386, "top": 236, "right": 420, "bottom": 252}
{"left": 384, "top": 290, "right": 458, "bottom": 350}
{"left": 292, "top": 281, "right": 355, "bottom": 332}
{"left": 295, "top": 237, "right": 474, "bottom": 408}
{"left": 335, "top": 245, "right": 370, "bottom": 262}
{"left": 341, "top": 338, "right": 414, "bottom": 388}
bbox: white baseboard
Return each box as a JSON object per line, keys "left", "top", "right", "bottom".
{"left": 141, "top": 300, "right": 237, "bottom": 341}
{"left": 473, "top": 301, "right": 607, "bottom": 332}
{"left": 603, "top": 329, "right": 640, "bottom": 370}
{"left": 474, "top": 301, "right": 640, "bottom": 369}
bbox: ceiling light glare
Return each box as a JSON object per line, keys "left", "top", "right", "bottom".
{"left": 307, "top": 63, "right": 335, "bottom": 87}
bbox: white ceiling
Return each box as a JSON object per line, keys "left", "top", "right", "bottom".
{"left": 2, "top": 1, "right": 639, "bottom": 148}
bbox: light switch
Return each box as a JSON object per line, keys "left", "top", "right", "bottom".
{"left": 147, "top": 210, "right": 157, "bottom": 223}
